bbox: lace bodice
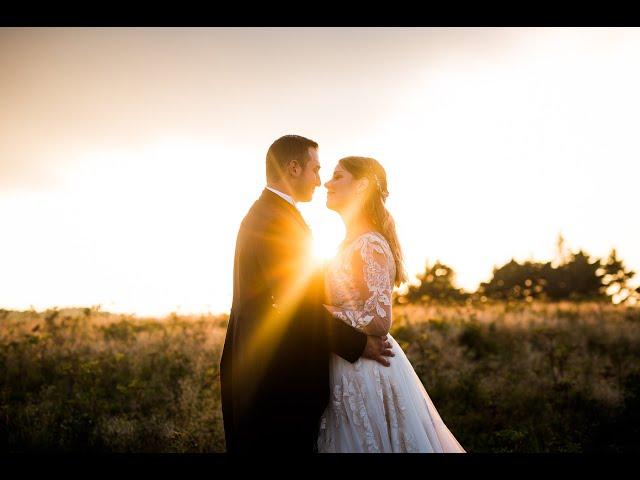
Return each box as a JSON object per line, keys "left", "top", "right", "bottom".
{"left": 324, "top": 231, "right": 396, "bottom": 337}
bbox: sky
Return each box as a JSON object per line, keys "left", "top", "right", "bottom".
{"left": 1, "top": 27, "right": 639, "bottom": 316}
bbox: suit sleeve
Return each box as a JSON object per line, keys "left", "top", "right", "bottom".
{"left": 312, "top": 264, "right": 367, "bottom": 363}
{"left": 324, "top": 306, "right": 367, "bottom": 363}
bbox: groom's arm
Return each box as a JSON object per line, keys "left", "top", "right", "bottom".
{"left": 309, "top": 267, "right": 367, "bottom": 363}
{"left": 323, "top": 307, "right": 367, "bottom": 363}
{"left": 324, "top": 307, "right": 393, "bottom": 367}
{"left": 313, "top": 270, "right": 393, "bottom": 366}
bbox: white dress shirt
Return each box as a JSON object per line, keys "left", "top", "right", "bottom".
{"left": 266, "top": 186, "right": 297, "bottom": 208}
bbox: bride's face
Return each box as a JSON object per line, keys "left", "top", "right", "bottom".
{"left": 324, "top": 163, "right": 364, "bottom": 213}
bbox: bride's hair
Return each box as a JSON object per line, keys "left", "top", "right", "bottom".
{"left": 338, "top": 156, "right": 408, "bottom": 287}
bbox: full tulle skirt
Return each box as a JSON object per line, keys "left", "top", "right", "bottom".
{"left": 317, "top": 333, "right": 466, "bottom": 453}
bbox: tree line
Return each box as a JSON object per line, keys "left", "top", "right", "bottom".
{"left": 395, "top": 234, "right": 639, "bottom": 305}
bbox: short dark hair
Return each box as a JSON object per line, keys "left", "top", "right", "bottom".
{"left": 266, "top": 135, "right": 318, "bottom": 183}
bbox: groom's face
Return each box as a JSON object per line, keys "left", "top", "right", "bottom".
{"left": 293, "top": 147, "right": 321, "bottom": 202}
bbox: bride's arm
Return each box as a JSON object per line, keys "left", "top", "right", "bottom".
{"left": 323, "top": 237, "right": 393, "bottom": 337}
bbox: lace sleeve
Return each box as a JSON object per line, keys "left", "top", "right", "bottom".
{"left": 325, "top": 234, "right": 394, "bottom": 336}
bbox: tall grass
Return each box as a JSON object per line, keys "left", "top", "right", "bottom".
{"left": 390, "top": 301, "right": 640, "bottom": 452}
{"left": 1, "top": 301, "right": 639, "bottom": 452}
{"left": 0, "top": 307, "right": 227, "bottom": 452}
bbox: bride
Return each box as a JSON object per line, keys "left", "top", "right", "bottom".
{"left": 317, "top": 156, "right": 466, "bottom": 453}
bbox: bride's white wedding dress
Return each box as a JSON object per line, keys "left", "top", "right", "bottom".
{"left": 317, "top": 232, "right": 466, "bottom": 453}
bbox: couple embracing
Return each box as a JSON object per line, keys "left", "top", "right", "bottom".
{"left": 220, "top": 135, "right": 465, "bottom": 454}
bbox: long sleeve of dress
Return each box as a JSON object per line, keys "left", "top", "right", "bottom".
{"left": 325, "top": 234, "right": 394, "bottom": 337}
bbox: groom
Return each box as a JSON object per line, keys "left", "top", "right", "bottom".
{"left": 220, "top": 135, "right": 394, "bottom": 453}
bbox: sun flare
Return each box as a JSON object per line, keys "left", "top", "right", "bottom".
{"left": 301, "top": 202, "right": 345, "bottom": 266}
{"left": 311, "top": 235, "right": 340, "bottom": 264}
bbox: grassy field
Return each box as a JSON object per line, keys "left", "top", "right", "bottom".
{"left": 1, "top": 301, "right": 639, "bottom": 452}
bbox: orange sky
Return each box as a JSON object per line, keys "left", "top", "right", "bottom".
{"left": 1, "top": 27, "right": 639, "bottom": 315}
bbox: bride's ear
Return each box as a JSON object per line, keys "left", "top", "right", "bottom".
{"left": 356, "top": 177, "right": 369, "bottom": 195}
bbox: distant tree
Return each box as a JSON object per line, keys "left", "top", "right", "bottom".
{"left": 396, "top": 260, "right": 468, "bottom": 304}
{"left": 544, "top": 249, "right": 604, "bottom": 301}
{"left": 400, "top": 235, "right": 639, "bottom": 305}
{"left": 478, "top": 259, "right": 546, "bottom": 301}
{"left": 478, "top": 243, "right": 638, "bottom": 304}
{"left": 598, "top": 248, "right": 638, "bottom": 304}
{"left": 479, "top": 250, "right": 608, "bottom": 302}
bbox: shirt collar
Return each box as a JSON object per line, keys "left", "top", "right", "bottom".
{"left": 265, "top": 186, "right": 296, "bottom": 207}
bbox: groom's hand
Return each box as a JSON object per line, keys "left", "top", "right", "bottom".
{"left": 361, "top": 335, "right": 394, "bottom": 367}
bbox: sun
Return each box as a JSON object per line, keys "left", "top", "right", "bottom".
{"left": 307, "top": 215, "right": 344, "bottom": 265}
{"left": 297, "top": 196, "right": 345, "bottom": 265}
{"left": 311, "top": 234, "right": 340, "bottom": 265}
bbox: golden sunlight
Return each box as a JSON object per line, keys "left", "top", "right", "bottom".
{"left": 299, "top": 196, "right": 345, "bottom": 265}
{"left": 311, "top": 233, "right": 340, "bottom": 264}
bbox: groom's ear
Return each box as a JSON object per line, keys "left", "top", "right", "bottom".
{"left": 287, "top": 159, "right": 302, "bottom": 178}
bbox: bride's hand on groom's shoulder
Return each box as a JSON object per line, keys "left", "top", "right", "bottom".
{"left": 361, "top": 335, "right": 394, "bottom": 367}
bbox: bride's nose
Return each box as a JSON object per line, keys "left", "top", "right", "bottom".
{"left": 323, "top": 180, "right": 330, "bottom": 189}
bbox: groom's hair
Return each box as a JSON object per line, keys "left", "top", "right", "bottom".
{"left": 266, "top": 135, "right": 318, "bottom": 183}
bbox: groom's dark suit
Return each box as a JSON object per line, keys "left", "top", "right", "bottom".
{"left": 220, "top": 188, "right": 367, "bottom": 453}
